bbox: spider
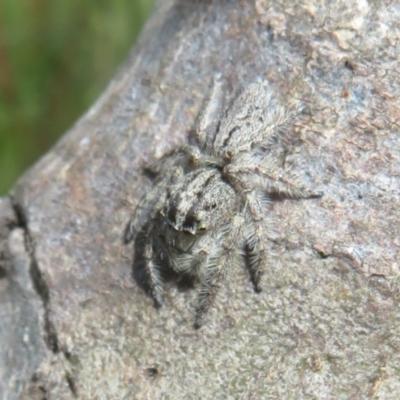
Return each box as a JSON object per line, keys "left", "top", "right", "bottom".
{"left": 125, "top": 81, "right": 322, "bottom": 329}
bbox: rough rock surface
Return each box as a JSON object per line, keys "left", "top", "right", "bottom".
{"left": 1, "top": 0, "right": 400, "bottom": 398}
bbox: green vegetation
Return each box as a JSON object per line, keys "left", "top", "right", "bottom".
{"left": 0, "top": 0, "right": 155, "bottom": 195}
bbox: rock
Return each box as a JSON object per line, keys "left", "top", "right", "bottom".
{"left": 2, "top": 0, "right": 400, "bottom": 398}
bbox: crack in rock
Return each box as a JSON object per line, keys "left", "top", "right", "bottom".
{"left": 10, "top": 199, "right": 60, "bottom": 354}
{"left": 9, "top": 197, "right": 79, "bottom": 397}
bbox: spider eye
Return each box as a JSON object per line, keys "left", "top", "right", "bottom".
{"left": 167, "top": 207, "right": 176, "bottom": 224}
{"left": 182, "top": 213, "right": 198, "bottom": 231}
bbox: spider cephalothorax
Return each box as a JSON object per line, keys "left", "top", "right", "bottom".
{"left": 125, "top": 81, "right": 322, "bottom": 328}
{"left": 164, "top": 168, "right": 239, "bottom": 234}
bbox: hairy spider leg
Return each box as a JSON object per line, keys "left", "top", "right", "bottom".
{"left": 143, "top": 221, "right": 164, "bottom": 307}
{"left": 243, "top": 191, "right": 273, "bottom": 292}
{"left": 196, "top": 75, "right": 226, "bottom": 153}
{"left": 225, "top": 157, "right": 323, "bottom": 199}
{"left": 194, "top": 216, "right": 243, "bottom": 329}
{"left": 125, "top": 166, "right": 183, "bottom": 243}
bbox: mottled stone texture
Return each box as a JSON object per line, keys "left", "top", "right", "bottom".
{"left": 1, "top": 0, "right": 400, "bottom": 398}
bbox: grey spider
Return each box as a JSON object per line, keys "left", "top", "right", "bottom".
{"left": 125, "top": 81, "right": 322, "bottom": 329}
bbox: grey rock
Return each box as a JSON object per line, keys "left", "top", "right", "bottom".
{"left": 1, "top": 0, "right": 400, "bottom": 398}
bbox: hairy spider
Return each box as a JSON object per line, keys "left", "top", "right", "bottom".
{"left": 125, "top": 81, "right": 322, "bottom": 329}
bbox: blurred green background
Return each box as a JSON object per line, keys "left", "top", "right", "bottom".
{"left": 0, "top": 0, "right": 155, "bottom": 195}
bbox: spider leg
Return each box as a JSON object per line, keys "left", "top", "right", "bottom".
{"left": 196, "top": 75, "right": 225, "bottom": 153}
{"left": 171, "top": 232, "right": 214, "bottom": 277}
{"left": 145, "top": 145, "right": 204, "bottom": 174}
{"left": 194, "top": 266, "right": 225, "bottom": 329}
{"left": 125, "top": 166, "right": 183, "bottom": 243}
{"left": 194, "top": 217, "right": 243, "bottom": 329}
{"left": 243, "top": 191, "right": 274, "bottom": 292}
{"left": 143, "top": 221, "right": 164, "bottom": 308}
{"left": 225, "top": 157, "right": 323, "bottom": 199}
